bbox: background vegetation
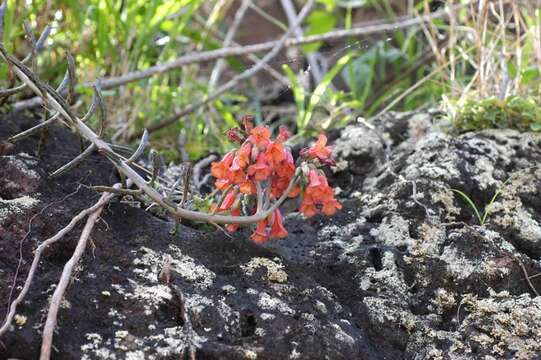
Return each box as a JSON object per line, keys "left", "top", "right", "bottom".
{"left": 2, "top": 0, "right": 541, "bottom": 161}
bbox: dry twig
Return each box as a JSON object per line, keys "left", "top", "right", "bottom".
{"left": 0, "top": 187, "right": 118, "bottom": 338}
{"left": 39, "top": 187, "right": 116, "bottom": 360}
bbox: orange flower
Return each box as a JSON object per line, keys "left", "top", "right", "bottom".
{"left": 306, "top": 134, "right": 332, "bottom": 161}
{"left": 269, "top": 209, "right": 288, "bottom": 238}
{"left": 322, "top": 198, "right": 342, "bottom": 216}
{"left": 215, "top": 178, "right": 231, "bottom": 191}
{"left": 299, "top": 195, "right": 317, "bottom": 217}
{"left": 228, "top": 168, "right": 246, "bottom": 185}
{"left": 275, "top": 150, "right": 295, "bottom": 178}
{"left": 288, "top": 185, "right": 300, "bottom": 198}
{"left": 237, "top": 142, "right": 252, "bottom": 168}
{"left": 248, "top": 154, "right": 272, "bottom": 181}
{"left": 211, "top": 152, "right": 234, "bottom": 179}
{"left": 305, "top": 170, "right": 327, "bottom": 198}
{"left": 226, "top": 128, "right": 245, "bottom": 144}
{"left": 276, "top": 125, "right": 291, "bottom": 142}
{"left": 299, "top": 170, "right": 340, "bottom": 217}
{"left": 250, "top": 219, "right": 269, "bottom": 244}
{"left": 266, "top": 141, "right": 285, "bottom": 165}
{"left": 219, "top": 190, "right": 238, "bottom": 211}
{"left": 270, "top": 176, "right": 289, "bottom": 198}
{"left": 226, "top": 207, "right": 241, "bottom": 232}
{"left": 239, "top": 179, "right": 256, "bottom": 195}
{"left": 248, "top": 126, "right": 271, "bottom": 148}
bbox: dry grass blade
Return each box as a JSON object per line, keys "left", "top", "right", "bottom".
{"left": 9, "top": 112, "right": 60, "bottom": 142}
{"left": 49, "top": 143, "right": 97, "bottom": 178}
{"left": 126, "top": 128, "right": 149, "bottom": 164}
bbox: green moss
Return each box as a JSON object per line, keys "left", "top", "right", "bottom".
{"left": 451, "top": 96, "right": 541, "bottom": 133}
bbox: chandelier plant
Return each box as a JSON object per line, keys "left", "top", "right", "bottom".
{"left": 210, "top": 116, "right": 342, "bottom": 243}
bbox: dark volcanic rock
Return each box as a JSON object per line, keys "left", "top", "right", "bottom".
{"left": 1, "top": 110, "right": 541, "bottom": 359}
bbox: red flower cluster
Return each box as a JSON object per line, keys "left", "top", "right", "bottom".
{"left": 211, "top": 116, "right": 341, "bottom": 243}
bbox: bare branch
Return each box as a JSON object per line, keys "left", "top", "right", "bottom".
{"left": 0, "top": 83, "right": 26, "bottom": 98}
{"left": 93, "top": 82, "right": 106, "bottom": 136}
{"left": 280, "top": 0, "right": 324, "bottom": 84}
{"left": 126, "top": 129, "right": 148, "bottom": 164}
{"left": 66, "top": 52, "right": 76, "bottom": 104}
{"left": 0, "top": 39, "right": 300, "bottom": 224}
{"left": 102, "top": 7, "right": 452, "bottom": 91}
{"left": 192, "top": 154, "right": 217, "bottom": 189}
{"left": 0, "top": 186, "right": 119, "bottom": 338}
{"left": 22, "top": 24, "right": 52, "bottom": 65}
{"left": 40, "top": 186, "right": 120, "bottom": 360}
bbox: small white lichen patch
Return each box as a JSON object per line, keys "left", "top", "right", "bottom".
{"left": 14, "top": 314, "right": 27, "bottom": 326}
{"left": 132, "top": 245, "right": 215, "bottom": 289}
{"left": 81, "top": 333, "right": 117, "bottom": 360}
{"left": 257, "top": 292, "right": 295, "bottom": 315}
{"left": 241, "top": 257, "right": 288, "bottom": 283}
{"left": 439, "top": 246, "right": 476, "bottom": 280}
{"left": 148, "top": 326, "right": 207, "bottom": 357}
{"left": 0, "top": 195, "right": 40, "bottom": 219}
{"left": 372, "top": 215, "right": 412, "bottom": 248}
{"left": 5, "top": 154, "right": 40, "bottom": 180}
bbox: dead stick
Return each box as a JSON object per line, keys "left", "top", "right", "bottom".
{"left": 39, "top": 186, "right": 118, "bottom": 359}
{"left": 0, "top": 188, "right": 118, "bottom": 338}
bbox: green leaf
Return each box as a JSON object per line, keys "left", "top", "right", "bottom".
{"left": 452, "top": 189, "right": 483, "bottom": 225}
{"left": 302, "top": 10, "right": 337, "bottom": 53}
{"left": 521, "top": 67, "right": 540, "bottom": 85}
{"left": 282, "top": 64, "right": 306, "bottom": 129}
{"left": 303, "top": 52, "right": 354, "bottom": 130}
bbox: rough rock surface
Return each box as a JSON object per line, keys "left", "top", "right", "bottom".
{"left": 1, "top": 110, "right": 541, "bottom": 359}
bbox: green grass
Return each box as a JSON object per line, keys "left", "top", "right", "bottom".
{"left": 448, "top": 95, "right": 541, "bottom": 133}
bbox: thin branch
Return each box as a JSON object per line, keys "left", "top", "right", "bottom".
{"left": 0, "top": 83, "right": 26, "bottom": 98}
{"left": 100, "top": 6, "right": 456, "bottom": 90}
{"left": 192, "top": 15, "right": 289, "bottom": 86}
{"left": 192, "top": 154, "right": 217, "bottom": 189}
{"left": 515, "top": 257, "right": 540, "bottom": 297}
{"left": 40, "top": 186, "right": 120, "bottom": 360}
{"left": 194, "top": 15, "right": 289, "bottom": 86}
{"left": 131, "top": 0, "right": 316, "bottom": 139}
